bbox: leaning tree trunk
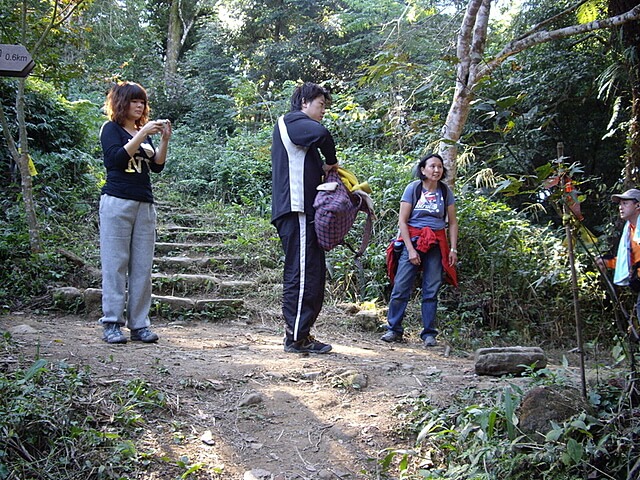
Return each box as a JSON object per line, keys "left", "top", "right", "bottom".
{"left": 440, "top": 0, "right": 490, "bottom": 185}
{"left": 439, "top": 1, "right": 640, "bottom": 185}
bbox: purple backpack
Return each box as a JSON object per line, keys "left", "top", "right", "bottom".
{"left": 313, "top": 170, "right": 373, "bottom": 254}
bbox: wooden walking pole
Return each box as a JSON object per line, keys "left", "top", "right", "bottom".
{"left": 558, "top": 142, "right": 587, "bottom": 398}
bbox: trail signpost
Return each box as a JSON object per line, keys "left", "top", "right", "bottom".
{"left": 0, "top": 44, "right": 34, "bottom": 77}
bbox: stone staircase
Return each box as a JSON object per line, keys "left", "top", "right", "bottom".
{"left": 149, "top": 218, "right": 256, "bottom": 317}
{"left": 53, "top": 203, "right": 282, "bottom": 321}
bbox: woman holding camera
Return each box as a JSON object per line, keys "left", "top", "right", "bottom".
{"left": 380, "top": 153, "right": 458, "bottom": 347}
{"left": 98, "top": 81, "right": 171, "bottom": 344}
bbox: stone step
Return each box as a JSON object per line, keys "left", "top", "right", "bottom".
{"left": 151, "top": 273, "right": 255, "bottom": 295}
{"left": 150, "top": 294, "right": 244, "bottom": 314}
{"left": 156, "top": 227, "right": 234, "bottom": 242}
{"left": 155, "top": 242, "right": 220, "bottom": 253}
{"left": 157, "top": 214, "right": 218, "bottom": 227}
{"left": 154, "top": 255, "right": 244, "bottom": 271}
{"left": 53, "top": 287, "right": 245, "bottom": 318}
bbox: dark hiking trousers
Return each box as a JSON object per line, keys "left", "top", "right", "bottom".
{"left": 274, "top": 212, "right": 326, "bottom": 342}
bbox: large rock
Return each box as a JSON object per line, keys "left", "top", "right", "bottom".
{"left": 51, "top": 287, "right": 84, "bottom": 311}
{"left": 83, "top": 288, "right": 103, "bottom": 314}
{"left": 474, "top": 346, "right": 546, "bottom": 376}
{"left": 518, "top": 385, "right": 589, "bottom": 442}
{"left": 353, "top": 309, "right": 379, "bottom": 331}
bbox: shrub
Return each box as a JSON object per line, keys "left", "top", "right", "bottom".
{"left": 163, "top": 125, "right": 273, "bottom": 213}
{"left": 0, "top": 338, "right": 170, "bottom": 479}
{"left": 379, "top": 367, "right": 639, "bottom": 479}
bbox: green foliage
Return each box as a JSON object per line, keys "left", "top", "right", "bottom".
{"left": 0, "top": 339, "right": 169, "bottom": 479}
{"left": 1, "top": 1, "right": 638, "bottom": 477}
{"left": 454, "top": 193, "right": 568, "bottom": 337}
{"left": 226, "top": 0, "right": 347, "bottom": 86}
{"left": 33, "top": 149, "right": 103, "bottom": 216}
{"left": 322, "top": 148, "right": 416, "bottom": 301}
{"left": 71, "top": 0, "right": 162, "bottom": 91}
{"left": 180, "top": 22, "right": 237, "bottom": 132}
{"left": 0, "top": 0, "right": 91, "bottom": 84}
{"left": 380, "top": 372, "right": 639, "bottom": 479}
{"left": 0, "top": 79, "right": 104, "bottom": 308}
{"left": 163, "top": 125, "right": 273, "bottom": 213}
{"left": 0, "top": 177, "right": 87, "bottom": 308}
{"left": 1, "top": 78, "right": 100, "bottom": 155}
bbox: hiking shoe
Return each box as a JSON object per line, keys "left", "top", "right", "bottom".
{"left": 380, "top": 330, "right": 403, "bottom": 343}
{"left": 102, "top": 324, "right": 127, "bottom": 344}
{"left": 423, "top": 335, "right": 437, "bottom": 347}
{"left": 130, "top": 327, "right": 159, "bottom": 343}
{"left": 284, "top": 335, "right": 332, "bottom": 354}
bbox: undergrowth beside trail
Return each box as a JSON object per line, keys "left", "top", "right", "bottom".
{"left": 380, "top": 362, "right": 640, "bottom": 479}
{"left": 0, "top": 333, "right": 184, "bottom": 479}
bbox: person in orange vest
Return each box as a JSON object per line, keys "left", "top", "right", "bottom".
{"left": 596, "top": 189, "right": 640, "bottom": 288}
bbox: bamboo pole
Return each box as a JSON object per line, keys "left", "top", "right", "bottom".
{"left": 558, "top": 142, "right": 587, "bottom": 398}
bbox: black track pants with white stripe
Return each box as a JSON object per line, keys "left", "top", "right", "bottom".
{"left": 274, "top": 212, "right": 326, "bottom": 342}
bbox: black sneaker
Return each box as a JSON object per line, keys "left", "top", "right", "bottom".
{"left": 102, "top": 323, "right": 127, "bottom": 344}
{"left": 284, "top": 335, "right": 332, "bottom": 354}
{"left": 130, "top": 327, "right": 159, "bottom": 343}
{"left": 423, "top": 335, "right": 437, "bottom": 347}
{"left": 380, "top": 330, "right": 403, "bottom": 343}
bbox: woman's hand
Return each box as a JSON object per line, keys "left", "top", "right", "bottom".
{"left": 408, "top": 246, "right": 421, "bottom": 266}
{"left": 159, "top": 120, "right": 172, "bottom": 141}
{"left": 448, "top": 249, "right": 458, "bottom": 267}
{"left": 141, "top": 120, "right": 169, "bottom": 136}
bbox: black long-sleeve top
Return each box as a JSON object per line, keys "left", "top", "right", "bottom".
{"left": 271, "top": 111, "right": 338, "bottom": 223}
{"left": 99, "top": 120, "right": 164, "bottom": 203}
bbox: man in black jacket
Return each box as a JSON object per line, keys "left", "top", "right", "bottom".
{"left": 271, "top": 82, "right": 338, "bottom": 354}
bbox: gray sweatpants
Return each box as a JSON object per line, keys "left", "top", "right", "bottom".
{"left": 99, "top": 194, "right": 156, "bottom": 330}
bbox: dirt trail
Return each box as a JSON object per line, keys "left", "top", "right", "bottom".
{"left": 0, "top": 305, "right": 537, "bottom": 480}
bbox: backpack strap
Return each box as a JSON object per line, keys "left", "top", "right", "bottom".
{"left": 409, "top": 179, "right": 448, "bottom": 221}
{"left": 343, "top": 193, "right": 374, "bottom": 259}
{"left": 439, "top": 180, "right": 449, "bottom": 224}
{"left": 411, "top": 180, "right": 422, "bottom": 210}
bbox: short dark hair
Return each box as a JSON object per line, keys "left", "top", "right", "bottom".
{"left": 416, "top": 153, "right": 447, "bottom": 180}
{"left": 290, "top": 82, "right": 331, "bottom": 111}
{"left": 104, "top": 81, "right": 149, "bottom": 127}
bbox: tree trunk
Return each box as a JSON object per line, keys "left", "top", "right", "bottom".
{"left": 164, "top": 0, "right": 200, "bottom": 101}
{"left": 16, "top": 78, "right": 42, "bottom": 253}
{"left": 440, "top": 0, "right": 490, "bottom": 185}
{"left": 630, "top": 74, "right": 640, "bottom": 186}
{"left": 165, "top": 0, "right": 181, "bottom": 100}
{"left": 3, "top": 0, "right": 86, "bottom": 254}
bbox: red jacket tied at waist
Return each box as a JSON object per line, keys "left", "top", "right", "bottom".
{"left": 385, "top": 226, "right": 458, "bottom": 287}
